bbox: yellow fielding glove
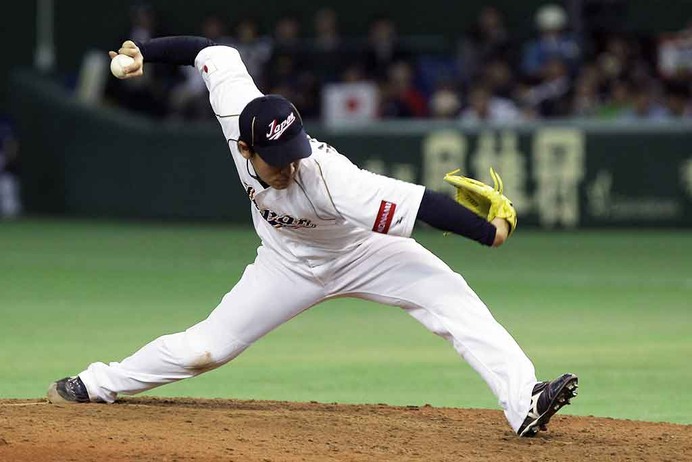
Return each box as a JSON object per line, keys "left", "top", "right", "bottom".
{"left": 443, "top": 167, "right": 517, "bottom": 236}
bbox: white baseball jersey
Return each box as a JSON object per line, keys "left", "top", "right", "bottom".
{"left": 194, "top": 46, "right": 425, "bottom": 264}
{"left": 77, "top": 43, "right": 538, "bottom": 434}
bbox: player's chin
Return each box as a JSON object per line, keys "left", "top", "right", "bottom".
{"left": 269, "top": 176, "right": 291, "bottom": 189}
{"left": 271, "top": 180, "right": 290, "bottom": 190}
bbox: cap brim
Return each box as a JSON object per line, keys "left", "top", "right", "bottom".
{"left": 255, "top": 129, "right": 312, "bottom": 167}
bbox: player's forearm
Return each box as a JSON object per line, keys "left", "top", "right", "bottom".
{"left": 416, "top": 188, "right": 496, "bottom": 246}
{"left": 135, "top": 36, "right": 216, "bottom": 66}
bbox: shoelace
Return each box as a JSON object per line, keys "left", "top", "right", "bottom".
{"left": 65, "top": 379, "right": 87, "bottom": 400}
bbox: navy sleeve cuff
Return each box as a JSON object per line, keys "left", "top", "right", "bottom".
{"left": 135, "top": 36, "right": 216, "bottom": 66}
{"left": 416, "top": 188, "right": 496, "bottom": 246}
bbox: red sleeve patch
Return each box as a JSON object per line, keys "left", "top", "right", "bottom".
{"left": 372, "top": 200, "right": 397, "bottom": 234}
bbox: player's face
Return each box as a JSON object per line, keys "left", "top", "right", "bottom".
{"left": 238, "top": 141, "right": 298, "bottom": 190}
{"left": 251, "top": 152, "right": 299, "bottom": 190}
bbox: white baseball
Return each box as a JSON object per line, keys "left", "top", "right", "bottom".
{"left": 110, "top": 54, "right": 135, "bottom": 79}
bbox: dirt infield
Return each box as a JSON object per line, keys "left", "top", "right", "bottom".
{"left": 0, "top": 398, "right": 690, "bottom": 461}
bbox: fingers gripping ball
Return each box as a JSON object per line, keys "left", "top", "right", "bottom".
{"left": 110, "top": 54, "right": 135, "bottom": 79}
{"left": 443, "top": 167, "right": 518, "bottom": 236}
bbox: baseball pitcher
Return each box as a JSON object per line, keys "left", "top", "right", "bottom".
{"left": 47, "top": 36, "right": 577, "bottom": 437}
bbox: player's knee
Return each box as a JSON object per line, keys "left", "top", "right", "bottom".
{"left": 177, "top": 335, "right": 249, "bottom": 372}
{"left": 184, "top": 350, "right": 218, "bottom": 372}
{"left": 160, "top": 333, "right": 224, "bottom": 372}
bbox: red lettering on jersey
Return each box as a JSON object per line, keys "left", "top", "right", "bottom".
{"left": 372, "top": 200, "right": 397, "bottom": 234}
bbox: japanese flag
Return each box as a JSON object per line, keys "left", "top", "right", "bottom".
{"left": 322, "top": 82, "right": 379, "bottom": 126}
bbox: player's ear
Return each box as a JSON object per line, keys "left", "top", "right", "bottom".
{"left": 237, "top": 141, "right": 253, "bottom": 159}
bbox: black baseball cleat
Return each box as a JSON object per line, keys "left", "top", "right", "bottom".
{"left": 47, "top": 376, "right": 91, "bottom": 404}
{"left": 517, "top": 373, "right": 578, "bottom": 437}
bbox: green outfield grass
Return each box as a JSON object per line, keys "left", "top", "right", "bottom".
{"left": 1, "top": 218, "right": 690, "bottom": 424}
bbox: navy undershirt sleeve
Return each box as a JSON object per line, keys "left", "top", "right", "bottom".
{"left": 134, "top": 36, "right": 216, "bottom": 66}
{"left": 416, "top": 188, "right": 496, "bottom": 246}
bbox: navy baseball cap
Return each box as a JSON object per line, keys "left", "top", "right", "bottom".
{"left": 239, "top": 95, "right": 312, "bottom": 167}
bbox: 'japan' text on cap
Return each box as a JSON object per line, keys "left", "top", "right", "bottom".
{"left": 239, "top": 95, "right": 312, "bottom": 167}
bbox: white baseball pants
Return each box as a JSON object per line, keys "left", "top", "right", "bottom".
{"left": 79, "top": 234, "right": 536, "bottom": 431}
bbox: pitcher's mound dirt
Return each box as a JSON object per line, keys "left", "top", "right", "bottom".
{"left": 0, "top": 397, "right": 689, "bottom": 461}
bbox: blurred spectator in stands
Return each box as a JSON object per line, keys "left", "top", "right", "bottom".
{"left": 480, "top": 58, "right": 516, "bottom": 99}
{"left": 379, "top": 61, "right": 427, "bottom": 118}
{"left": 571, "top": 63, "right": 603, "bottom": 117}
{"left": 429, "top": 81, "right": 461, "bottom": 119}
{"left": 127, "top": 2, "right": 158, "bottom": 44}
{"left": 596, "top": 34, "right": 630, "bottom": 82}
{"left": 521, "top": 3, "right": 581, "bottom": 80}
{"left": 516, "top": 101, "right": 540, "bottom": 121}
{"left": 268, "top": 13, "right": 303, "bottom": 65}
{"left": 571, "top": 75, "right": 600, "bottom": 117}
{"left": 230, "top": 17, "right": 272, "bottom": 87}
{"left": 664, "top": 82, "right": 692, "bottom": 118}
{"left": 266, "top": 49, "right": 300, "bottom": 95}
{"left": 314, "top": 8, "right": 340, "bottom": 51}
{"left": 597, "top": 79, "right": 631, "bottom": 119}
{"left": 266, "top": 14, "right": 305, "bottom": 92}
{"left": 519, "top": 57, "right": 572, "bottom": 117}
{"left": 310, "top": 8, "right": 344, "bottom": 83}
{"left": 596, "top": 33, "right": 652, "bottom": 87}
{"left": 458, "top": 6, "right": 514, "bottom": 85}
{"left": 620, "top": 81, "right": 670, "bottom": 121}
{"left": 0, "top": 121, "right": 21, "bottom": 219}
{"left": 167, "top": 12, "right": 233, "bottom": 121}
{"left": 363, "top": 16, "right": 411, "bottom": 81}
{"left": 202, "top": 12, "right": 234, "bottom": 45}
{"left": 294, "top": 72, "right": 321, "bottom": 119}
{"left": 265, "top": 15, "right": 321, "bottom": 118}
{"left": 657, "top": 20, "right": 692, "bottom": 81}
{"left": 105, "top": 2, "right": 175, "bottom": 118}
{"left": 341, "top": 62, "right": 369, "bottom": 83}
{"left": 274, "top": 14, "right": 302, "bottom": 47}
{"left": 267, "top": 70, "right": 319, "bottom": 119}
{"left": 460, "top": 83, "right": 520, "bottom": 123}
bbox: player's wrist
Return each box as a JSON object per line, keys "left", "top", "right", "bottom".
{"left": 491, "top": 217, "right": 509, "bottom": 247}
